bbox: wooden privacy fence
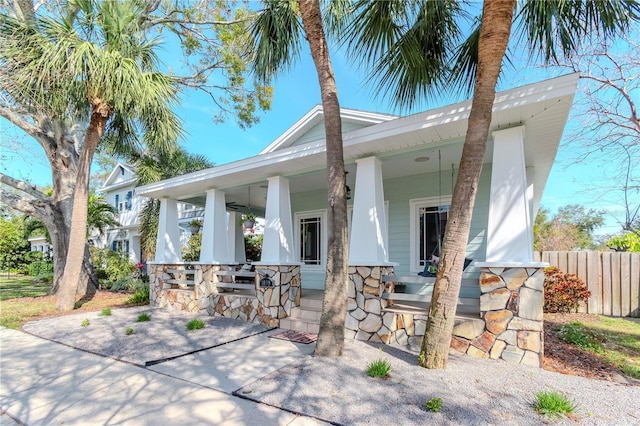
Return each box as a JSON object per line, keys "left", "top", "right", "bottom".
{"left": 534, "top": 251, "right": 640, "bottom": 318}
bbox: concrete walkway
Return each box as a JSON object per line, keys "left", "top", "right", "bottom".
{"left": 0, "top": 328, "right": 325, "bottom": 426}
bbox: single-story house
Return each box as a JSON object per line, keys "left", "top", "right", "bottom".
{"left": 137, "top": 73, "right": 580, "bottom": 366}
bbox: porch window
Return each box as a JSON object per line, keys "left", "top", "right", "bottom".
{"left": 409, "top": 197, "right": 452, "bottom": 273}
{"left": 295, "top": 210, "right": 327, "bottom": 270}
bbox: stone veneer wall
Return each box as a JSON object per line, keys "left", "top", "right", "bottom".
{"left": 149, "top": 263, "right": 301, "bottom": 327}
{"left": 150, "top": 264, "right": 201, "bottom": 312}
{"left": 345, "top": 264, "right": 545, "bottom": 367}
{"left": 345, "top": 265, "right": 396, "bottom": 343}
{"left": 450, "top": 267, "right": 544, "bottom": 367}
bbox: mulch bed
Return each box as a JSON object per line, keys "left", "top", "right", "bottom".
{"left": 543, "top": 313, "right": 631, "bottom": 382}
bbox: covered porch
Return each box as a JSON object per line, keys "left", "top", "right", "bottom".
{"left": 137, "top": 74, "right": 579, "bottom": 367}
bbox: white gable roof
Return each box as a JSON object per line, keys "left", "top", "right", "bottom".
{"left": 101, "top": 163, "right": 136, "bottom": 191}
{"left": 259, "top": 105, "right": 397, "bottom": 154}
{"left": 137, "top": 74, "right": 580, "bottom": 213}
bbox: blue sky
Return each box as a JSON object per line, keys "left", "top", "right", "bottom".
{"left": 0, "top": 29, "right": 634, "bottom": 237}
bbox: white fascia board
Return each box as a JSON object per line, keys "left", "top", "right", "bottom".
{"left": 137, "top": 74, "right": 579, "bottom": 199}
{"left": 259, "top": 105, "right": 324, "bottom": 154}
{"left": 100, "top": 163, "right": 136, "bottom": 190}
{"left": 342, "top": 73, "right": 579, "bottom": 146}
{"left": 100, "top": 179, "right": 137, "bottom": 193}
{"left": 136, "top": 140, "right": 329, "bottom": 198}
{"left": 259, "top": 105, "right": 397, "bottom": 155}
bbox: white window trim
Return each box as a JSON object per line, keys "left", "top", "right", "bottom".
{"left": 294, "top": 209, "right": 327, "bottom": 272}
{"left": 409, "top": 196, "right": 452, "bottom": 274}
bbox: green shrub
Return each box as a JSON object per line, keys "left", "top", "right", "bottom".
{"left": 125, "top": 327, "right": 134, "bottom": 335}
{"left": 535, "top": 391, "right": 576, "bottom": 418}
{"left": 557, "top": 322, "right": 604, "bottom": 353}
{"left": 99, "top": 308, "right": 111, "bottom": 316}
{"left": 81, "top": 319, "right": 90, "bottom": 327}
{"left": 425, "top": 397, "right": 443, "bottom": 413}
{"left": 137, "top": 313, "right": 151, "bottom": 322}
{"left": 89, "top": 247, "right": 136, "bottom": 286}
{"left": 187, "top": 318, "right": 205, "bottom": 330}
{"left": 543, "top": 267, "right": 591, "bottom": 313}
{"left": 27, "top": 259, "right": 54, "bottom": 276}
{"left": 128, "top": 283, "right": 150, "bottom": 304}
{"left": 182, "top": 232, "right": 202, "bottom": 262}
{"left": 366, "top": 358, "right": 391, "bottom": 378}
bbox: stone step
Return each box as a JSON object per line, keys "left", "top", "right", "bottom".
{"left": 290, "top": 305, "right": 322, "bottom": 321}
{"left": 279, "top": 317, "right": 320, "bottom": 334}
{"left": 300, "top": 296, "right": 323, "bottom": 310}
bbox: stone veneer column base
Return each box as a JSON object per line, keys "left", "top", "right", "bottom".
{"left": 150, "top": 263, "right": 201, "bottom": 312}
{"left": 346, "top": 265, "right": 395, "bottom": 343}
{"left": 450, "top": 265, "right": 545, "bottom": 367}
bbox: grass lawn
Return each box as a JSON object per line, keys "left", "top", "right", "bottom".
{"left": 0, "top": 275, "right": 133, "bottom": 329}
{"left": 0, "top": 276, "right": 50, "bottom": 300}
{"left": 556, "top": 316, "right": 640, "bottom": 379}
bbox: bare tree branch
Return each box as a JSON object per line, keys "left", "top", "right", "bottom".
{"left": 0, "top": 186, "right": 50, "bottom": 219}
{"left": 0, "top": 172, "right": 47, "bottom": 199}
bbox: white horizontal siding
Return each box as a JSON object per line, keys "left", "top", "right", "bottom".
{"left": 289, "top": 167, "right": 492, "bottom": 292}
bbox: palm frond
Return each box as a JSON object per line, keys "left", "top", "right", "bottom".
{"left": 346, "top": 0, "right": 464, "bottom": 110}
{"left": 249, "top": 0, "right": 304, "bottom": 82}
{"left": 516, "top": 0, "right": 640, "bottom": 63}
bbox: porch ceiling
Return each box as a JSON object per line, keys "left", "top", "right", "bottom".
{"left": 137, "top": 74, "right": 579, "bottom": 212}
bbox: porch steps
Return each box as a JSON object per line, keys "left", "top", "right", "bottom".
{"left": 279, "top": 290, "right": 323, "bottom": 334}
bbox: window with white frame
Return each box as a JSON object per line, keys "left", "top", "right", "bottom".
{"left": 295, "top": 210, "right": 327, "bottom": 269}
{"left": 409, "top": 197, "right": 452, "bottom": 273}
{"left": 111, "top": 239, "right": 130, "bottom": 255}
{"left": 114, "top": 191, "right": 133, "bottom": 212}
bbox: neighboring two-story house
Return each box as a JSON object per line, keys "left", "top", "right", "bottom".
{"left": 96, "top": 163, "right": 204, "bottom": 263}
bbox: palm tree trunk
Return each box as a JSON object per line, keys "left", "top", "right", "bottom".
{"left": 420, "top": 0, "right": 515, "bottom": 369}
{"left": 56, "top": 105, "right": 109, "bottom": 311}
{"left": 298, "top": 0, "right": 348, "bottom": 357}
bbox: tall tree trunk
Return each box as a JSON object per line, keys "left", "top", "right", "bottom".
{"left": 48, "top": 210, "right": 98, "bottom": 296}
{"left": 420, "top": 0, "right": 515, "bottom": 369}
{"left": 299, "top": 0, "right": 348, "bottom": 357}
{"left": 56, "top": 105, "right": 108, "bottom": 311}
{"left": 46, "top": 130, "right": 98, "bottom": 296}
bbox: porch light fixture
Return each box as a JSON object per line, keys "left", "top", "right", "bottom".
{"left": 415, "top": 156, "right": 430, "bottom": 162}
{"left": 345, "top": 172, "right": 352, "bottom": 200}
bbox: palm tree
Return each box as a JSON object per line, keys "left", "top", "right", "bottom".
{"left": 134, "top": 148, "right": 213, "bottom": 260}
{"left": 87, "top": 191, "right": 119, "bottom": 238}
{"left": 1, "top": 0, "right": 181, "bottom": 311}
{"left": 251, "top": 0, "right": 351, "bottom": 356}
{"left": 347, "top": 0, "right": 639, "bottom": 368}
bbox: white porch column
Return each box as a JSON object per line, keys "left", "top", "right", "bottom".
{"left": 349, "top": 156, "right": 391, "bottom": 265}
{"left": 486, "top": 126, "right": 533, "bottom": 262}
{"left": 200, "top": 189, "right": 233, "bottom": 263}
{"left": 227, "top": 211, "right": 246, "bottom": 263}
{"left": 260, "top": 176, "right": 296, "bottom": 264}
{"left": 154, "top": 198, "right": 181, "bottom": 263}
